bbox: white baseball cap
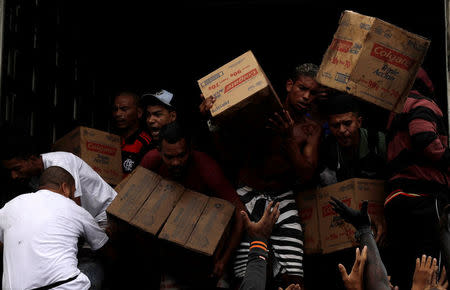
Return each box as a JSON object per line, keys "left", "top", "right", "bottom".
{"left": 142, "top": 89, "right": 174, "bottom": 108}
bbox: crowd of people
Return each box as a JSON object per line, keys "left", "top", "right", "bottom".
{"left": 0, "top": 60, "right": 448, "bottom": 290}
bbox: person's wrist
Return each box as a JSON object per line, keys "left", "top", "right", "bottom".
{"left": 355, "top": 226, "right": 373, "bottom": 242}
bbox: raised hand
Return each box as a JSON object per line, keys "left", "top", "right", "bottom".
{"left": 329, "top": 196, "right": 371, "bottom": 230}
{"left": 241, "top": 201, "right": 280, "bottom": 240}
{"left": 339, "top": 245, "right": 368, "bottom": 290}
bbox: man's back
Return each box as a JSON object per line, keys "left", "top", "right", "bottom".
{"left": 0, "top": 189, "right": 108, "bottom": 290}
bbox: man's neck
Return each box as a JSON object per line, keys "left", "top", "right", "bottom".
{"left": 120, "top": 124, "right": 140, "bottom": 140}
{"left": 285, "top": 102, "right": 307, "bottom": 123}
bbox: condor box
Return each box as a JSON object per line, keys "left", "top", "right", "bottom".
{"left": 197, "top": 50, "right": 283, "bottom": 127}
{"left": 297, "top": 178, "right": 385, "bottom": 254}
{"left": 316, "top": 10, "right": 430, "bottom": 113}
{"left": 106, "top": 166, "right": 235, "bottom": 257}
{"left": 52, "top": 126, "right": 123, "bottom": 185}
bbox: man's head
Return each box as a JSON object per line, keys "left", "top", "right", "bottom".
{"left": 112, "top": 91, "right": 143, "bottom": 132}
{"left": 158, "top": 122, "right": 190, "bottom": 180}
{"left": 0, "top": 124, "right": 43, "bottom": 183}
{"left": 141, "top": 89, "right": 177, "bottom": 141}
{"left": 326, "top": 94, "right": 362, "bottom": 148}
{"left": 285, "top": 63, "right": 328, "bottom": 113}
{"left": 39, "top": 166, "right": 76, "bottom": 199}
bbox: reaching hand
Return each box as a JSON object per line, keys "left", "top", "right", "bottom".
{"left": 412, "top": 255, "right": 437, "bottom": 290}
{"left": 241, "top": 201, "right": 280, "bottom": 240}
{"left": 267, "top": 110, "right": 295, "bottom": 139}
{"left": 199, "top": 94, "right": 216, "bottom": 116}
{"left": 329, "top": 196, "right": 371, "bottom": 230}
{"left": 426, "top": 266, "right": 448, "bottom": 290}
{"left": 339, "top": 246, "right": 368, "bottom": 290}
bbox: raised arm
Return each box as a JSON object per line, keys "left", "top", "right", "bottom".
{"left": 329, "top": 197, "right": 391, "bottom": 290}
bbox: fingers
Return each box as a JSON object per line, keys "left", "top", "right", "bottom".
{"left": 338, "top": 263, "right": 349, "bottom": 281}
{"left": 262, "top": 201, "right": 274, "bottom": 219}
{"left": 272, "top": 202, "right": 281, "bottom": 223}
{"left": 240, "top": 210, "right": 251, "bottom": 229}
{"left": 440, "top": 267, "right": 448, "bottom": 286}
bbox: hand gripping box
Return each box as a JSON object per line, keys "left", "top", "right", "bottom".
{"left": 316, "top": 10, "right": 430, "bottom": 112}
{"left": 297, "top": 178, "right": 385, "bottom": 254}
{"left": 52, "top": 126, "right": 123, "bottom": 185}
{"left": 197, "top": 50, "right": 283, "bottom": 127}
{"left": 106, "top": 166, "right": 235, "bottom": 257}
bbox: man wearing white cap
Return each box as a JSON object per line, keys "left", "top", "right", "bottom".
{"left": 141, "top": 89, "right": 177, "bottom": 145}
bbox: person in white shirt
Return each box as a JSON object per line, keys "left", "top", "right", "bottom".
{"left": 1, "top": 150, "right": 117, "bottom": 227}
{"left": 0, "top": 166, "right": 109, "bottom": 290}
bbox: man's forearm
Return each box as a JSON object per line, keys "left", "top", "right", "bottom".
{"left": 239, "top": 238, "right": 269, "bottom": 290}
{"left": 358, "top": 228, "right": 390, "bottom": 290}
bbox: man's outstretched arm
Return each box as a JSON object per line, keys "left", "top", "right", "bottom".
{"left": 329, "top": 197, "right": 391, "bottom": 290}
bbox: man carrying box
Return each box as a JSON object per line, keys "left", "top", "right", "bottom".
{"left": 383, "top": 68, "right": 450, "bottom": 289}
{"left": 140, "top": 121, "right": 245, "bottom": 287}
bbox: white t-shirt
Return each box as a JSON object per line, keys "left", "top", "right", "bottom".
{"left": 41, "top": 152, "right": 117, "bottom": 223}
{"left": 0, "top": 189, "right": 109, "bottom": 290}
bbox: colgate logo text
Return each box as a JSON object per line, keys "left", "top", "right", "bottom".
{"left": 370, "top": 43, "right": 415, "bottom": 70}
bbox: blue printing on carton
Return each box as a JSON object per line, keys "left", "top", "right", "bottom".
{"left": 200, "top": 71, "right": 224, "bottom": 88}
{"left": 211, "top": 100, "right": 230, "bottom": 114}
{"left": 373, "top": 64, "right": 399, "bottom": 81}
{"left": 335, "top": 72, "right": 350, "bottom": 84}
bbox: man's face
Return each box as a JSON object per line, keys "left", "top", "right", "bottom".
{"left": 286, "top": 75, "right": 327, "bottom": 113}
{"left": 2, "top": 157, "right": 41, "bottom": 183}
{"left": 146, "top": 105, "right": 176, "bottom": 140}
{"left": 112, "top": 95, "right": 142, "bottom": 130}
{"left": 328, "top": 112, "right": 362, "bottom": 148}
{"left": 160, "top": 139, "right": 190, "bottom": 179}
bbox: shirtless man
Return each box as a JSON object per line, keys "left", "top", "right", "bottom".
{"left": 200, "top": 63, "right": 328, "bottom": 288}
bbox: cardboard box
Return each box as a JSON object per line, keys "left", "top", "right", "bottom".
{"left": 52, "top": 126, "right": 123, "bottom": 185}
{"left": 197, "top": 50, "right": 283, "bottom": 125}
{"left": 107, "top": 166, "right": 235, "bottom": 256}
{"left": 316, "top": 10, "right": 430, "bottom": 112}
{"left": 297, "top": 178, "right": 385, "bottom": 254}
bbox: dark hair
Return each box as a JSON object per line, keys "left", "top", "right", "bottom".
{"left": 114, "top": 90, "right": 143, "bottom": 108}
{"left": 158, "top": 122, "right": 190, "bottom": 147}
{"left": 0, "top": 123, "right": 38, "bottom": 161}
{"left": 324, "top": 93, "right": 360, "bottom": 116}
{"left": 39, "top": 166, "right": 75, "bottom": 189}
{"left": 289, "top": 63, "right": 319, "bottom": 82}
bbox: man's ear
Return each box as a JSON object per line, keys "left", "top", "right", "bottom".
{"left": 60, "top": 182, "right": 71, "bottom": 198}
{"left": 169, "top": 111, "right": 177, "bottom": 122}
{"left": 137, "top": 107, "right": 143, "bottom": 119}
{"left": 286, "top": 79, "right": 294, "bottom": 93}
{"left": 356, "top": 116, "right": 363, "bottom": 128}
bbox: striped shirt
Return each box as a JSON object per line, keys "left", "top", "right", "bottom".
{"left": 385, "top": 91, "right": 449, "bottom": 200}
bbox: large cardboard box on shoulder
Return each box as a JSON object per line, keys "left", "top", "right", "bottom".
{"left": 52, "top": 126, "right": 123, "bottom": 185}
{"left": 197, "top": 50, "right": 283, "bottom": 128}
{"left": 316, "top": 10, "right": 430, "bottom": 113}
{"left": 106, "top": 166, "right": 235, "bottom": 258}
{"left": 298, "top": 178, "right": 385, "bottom": 254}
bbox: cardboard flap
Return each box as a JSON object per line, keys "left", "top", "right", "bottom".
{"left": 131, "top": 178, "right": 185, "bottom": 235}
{"left": 106, "top": 166, "right": 161, "bottom": 222}
{"left": 184, "top": 197, "right": 235, "bottom": 256}
{"left": 158, "top": 190, "right": 209, "bottom": 246}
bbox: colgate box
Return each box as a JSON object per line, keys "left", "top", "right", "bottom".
{"left": 52, "top": 126, "right": 123, "bottom": 185}
{"left": 197, "top": 50, "right": 283, "bottom": 126}
{"left": 297, "top": 178, "right": 385, "bottom": 254}
{"left": 317, "top": 178, "right": 385, "bottom": 254}
{"left": 316, "top": 10, "right": 430, "bottom": 113}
